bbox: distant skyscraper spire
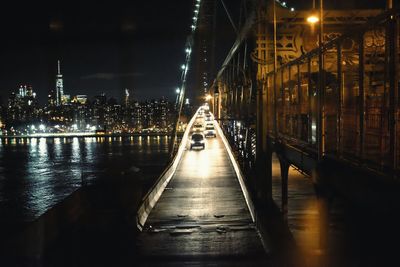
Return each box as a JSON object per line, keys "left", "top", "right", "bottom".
{"left": 57, "top": 60, "right": 61, "bottom": 75}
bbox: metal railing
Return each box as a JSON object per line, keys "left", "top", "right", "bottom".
{"left": 263, "top": 8, "right": 400, "bottom": 174}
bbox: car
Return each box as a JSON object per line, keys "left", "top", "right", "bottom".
{"left": 204, "top": 123, "right": 216, "bottom": 138}
{"left": 190, "top": 133, "right": 205, "bottom": 149}
{"left": 192, "top": 122, "right": 204, "bottom": 132}
{"left": 205, "top": 113, "right": 213, "bottom": 121}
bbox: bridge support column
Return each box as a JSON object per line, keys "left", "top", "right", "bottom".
{"left": 254, "top": 148, "right": 273, "bottom": 209}
{"left": 255, "top": 78, "right": 273, "bottom": 209}
{"left": 278, "top": 156, "right": 290, "bottom": 219}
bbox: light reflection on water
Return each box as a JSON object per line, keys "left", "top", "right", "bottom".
{"left": 0, "top": 136, "right": 169, "bottom": 223}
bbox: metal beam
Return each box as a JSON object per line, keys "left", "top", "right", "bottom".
{"left": 214, "top": 0, "right": 257, "bottom": 83}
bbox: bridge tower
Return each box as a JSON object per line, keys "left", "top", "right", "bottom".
{"left": 194, "top": 0, "right": 216, "bottom": 103}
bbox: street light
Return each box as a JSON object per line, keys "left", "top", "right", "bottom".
{"left": 175, "top": 88, "right": 181, "bottom": 107}
{"left": 307, "top": 14, "right": 319, "bottom": 24}
{"left": 307, "top": 0, "right": 319, "bottom": 25}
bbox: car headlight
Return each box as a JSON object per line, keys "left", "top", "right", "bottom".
{"left": 200, "top": 140, "right": 205, "bottom": 143}
{"left": 191, "top": 140, "right": 195, "bottom": 144}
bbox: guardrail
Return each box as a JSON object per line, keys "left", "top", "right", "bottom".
{"left": 263, "top": 8, "right": 400, "bottom": 173}
{"left": 136, "top": 109, "right": 199, "bottom": 230}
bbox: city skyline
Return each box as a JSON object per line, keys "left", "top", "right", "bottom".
{"left": 2, "top": 83, "right": 178, "bottom": 135}
{"left": 0, "top": 59, "right": 177, "bottom": 106}
{"left": 0, "top": 58, "right": 184, "bottom": 135}
{"left": 0, "top": 1, "right": 195, "bottom": 105}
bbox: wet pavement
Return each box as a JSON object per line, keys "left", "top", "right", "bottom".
{"left": 137, "top": 129, "right": 269, "bottom": 265}
{"left": 8, "top": 125, "right": 400, "bottom": 266}
{"left": 271, "top": 154, "right": 400, "bottom": 267}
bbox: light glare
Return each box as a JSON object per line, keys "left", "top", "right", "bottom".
{"left": 307, "top": 15, "right": 319, "bottom": 24}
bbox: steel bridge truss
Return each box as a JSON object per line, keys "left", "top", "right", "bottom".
{"left": 213, "top": 3, "right": 399, "bottom": 180}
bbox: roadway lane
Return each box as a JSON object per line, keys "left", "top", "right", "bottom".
{"left": 137, "top": 124, "right": 268, "bottom": 264}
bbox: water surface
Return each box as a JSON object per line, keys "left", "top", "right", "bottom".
{"left": 0, "top": 136, "right": 169, "bottom": 223}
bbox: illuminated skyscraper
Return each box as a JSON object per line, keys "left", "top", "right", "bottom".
{"left": 124, "top": 88, "right": 134, "bottom": 107}
{"left": 55, "top": 60, "right": 64, "bottom": 106}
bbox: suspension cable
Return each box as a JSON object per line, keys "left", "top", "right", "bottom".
{"left": 169, "top": 0, "right": 202, "bottom": 159}
{"left": 220, "top": 0, "right": 239, "bottom": 34}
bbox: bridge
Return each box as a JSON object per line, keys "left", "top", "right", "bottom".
{"left": 134, "top": 1, "right": 400, "bottom": 266}
{"left": 136, "top": 112, "right": 268, "bottom": 265}
{"left": 207, "top": 1, "right": 400, "bottom": 216}
{"left": 3, "top": 1, "right": 397, "bottom": 266}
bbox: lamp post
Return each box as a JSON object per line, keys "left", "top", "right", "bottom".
{"left": 318, "top": 0, "right": 324, "bottom": 160}
{"left": 307, "top": 0, "right": 319, "bottom": 47}
{"left": 307, "top": 0, "right": 324, "bottom": 159}
{"left": 307, "top": 0, "right": 319, "bottom": 23}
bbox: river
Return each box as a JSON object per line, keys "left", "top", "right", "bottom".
{"left": 0, "top": 136, "right": 170, "bottom": 225}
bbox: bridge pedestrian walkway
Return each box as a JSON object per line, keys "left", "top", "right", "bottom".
{"left": 136, "top": 122, "right": 268, "bottom": 265}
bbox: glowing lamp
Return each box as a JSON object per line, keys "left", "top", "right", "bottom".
{"left": 307, "top": 15, "right": 319, "bottom": 24}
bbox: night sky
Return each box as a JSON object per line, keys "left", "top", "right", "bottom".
{"left": 0, "top": 0, "right": 386, "bottom": 105}
{"left": 0, "top": 0, "right": 195, "bottom": 104}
